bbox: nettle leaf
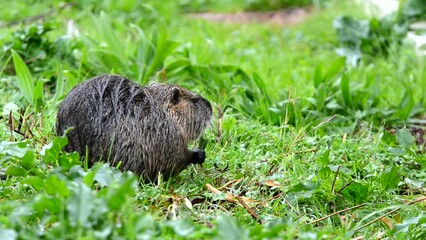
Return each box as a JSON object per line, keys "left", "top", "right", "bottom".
{"left": 340, "top": 182, "right": 369, "bottom": 204}
{"left": 396, "top": 128, "right": 415, "bottom": 148}
{"left": 67, "top": 182, "right": 96, "bottom": 227}
{"left": 215, "top": 215, "right": 249, "bottom": 240}
{"left": 380, "top": 166, "right": 402, "bottom": 190}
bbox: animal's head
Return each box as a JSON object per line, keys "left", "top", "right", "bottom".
{"left": 148, "top": 83, "right": 212, "bottom": 142}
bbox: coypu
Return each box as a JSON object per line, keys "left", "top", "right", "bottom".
{"left": 56, "top": 74, "right": 212, "bottom": 181}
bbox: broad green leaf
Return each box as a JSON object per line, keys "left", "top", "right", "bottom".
{"left": 394, "top": 214, "right": 426, "bottom": 233}
{"left": 318, "top": 149, "right": 330, "bottom": 165}
{"left": 67, "top": 182, "right": 95, "bottom": 227}
{"left": 83, "top": 167, "right": 97, "bottom": 187}
{"left": 396, "top": 128, "right": 415, "bottom": 148}
{"left": 215, "top": 215, "right": 249, "bottom": 240}
{"left": 333, "top": 16, "right": 369, "bottom": 44}
{"left": 11, "top": 49, "right": 34, "bottom": 105}
{"left": 106, "top": 173, "right": 137, "bottom": 210}
{"left": 318, "top": 166, "right": 332, "bottom": 179}
{"left": 387, "top": 147, "right": 406, "bottom": 156}
{"left": 93, "top": 164, "right": 118, "bottom": 187}
{"left": 286, "top": 181, "right": 319, "bottom": 204}
{"left": 5, "top": 166, "right": 27, "bottom": 177}
{"left": 20, "top": 176, "right": 45, "bottom": 191}
{"left": 340, "top": 182, "right": 369, "bottom": 204}
{"left": 165, "top": 220, "right": 195, "bottom": 237}
{"left": 0, "top": 141, "right": 33, "bottom": 158}
{"left": 32, "top": 194, "right": 62, "bottom": 215}
{"left": 380, "top": 166, "right": 401, "bottom": 190}
{"left": 40, "top": 135, "right": 69, "bottom": 165}
{"left": 20, "top": 148, "right": 35, "bottom": 171}
{"left": 44, "top": 174, "right": 70, "bottom": 198}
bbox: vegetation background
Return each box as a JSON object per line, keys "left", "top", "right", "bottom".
{"left": 0, "top": 0, "right": 425, "bottom": 239}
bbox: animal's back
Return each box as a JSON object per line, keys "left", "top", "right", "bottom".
{"left": 56, "top": 75, "right": 154, "bottom": 170}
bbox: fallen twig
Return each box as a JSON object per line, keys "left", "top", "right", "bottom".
{"left": 236, "top": 196, "right": 262, "bottom": 224}
{"left": 305, "top": 203, "right": 368, "bottom": 225}
{"left": 354, "top": 196, "right": 426, "bottom": 232}
{"left": 206, "top": 183, "right": 239, "bottom": 204}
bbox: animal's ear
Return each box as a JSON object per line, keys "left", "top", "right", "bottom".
{"left": 171, "top": 88, "right": 180, "bottom": 105}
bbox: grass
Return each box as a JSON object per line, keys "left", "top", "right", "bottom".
{"left": 1, "top": 0, "right": 426, "bottom": 239}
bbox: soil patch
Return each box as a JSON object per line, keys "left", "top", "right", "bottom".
{"left": 186, "top": 7, "right": 311, "bottom": 26}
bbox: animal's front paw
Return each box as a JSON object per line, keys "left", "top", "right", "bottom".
{"left": 191, "top": 149, "right": 205, "bottom": 165}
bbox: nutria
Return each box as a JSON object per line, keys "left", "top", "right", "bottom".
{"left": 56, "top": 74, "right": 212, "bottom": 181}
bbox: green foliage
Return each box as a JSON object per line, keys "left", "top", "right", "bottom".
{"left": 0, "top": 0, "right": 425, "bottom": 239}
{"left": 1, "top": 21, "right": 80, "bottom": 77}
{"left": 244, "top": 0, "right": 320, "bottom": 11}
{"left": 11, "top": 50, "right": 44, "bottom": 111}
{"left": 81, "top": 12, "right": 178, "bottom": 84}
{"left": 334, "top": 0, "right": 426, "bottom": 65}
{"left": 177, "top": 0, "right": 329, "bottom": 12}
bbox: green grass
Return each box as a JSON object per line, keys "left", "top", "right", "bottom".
{"left": 1, "top": 0, "right": 426, "bottom": 239}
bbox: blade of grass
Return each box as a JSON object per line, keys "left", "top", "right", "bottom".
{"left": 11, "top": 49, "right": 35, "bottom": 105}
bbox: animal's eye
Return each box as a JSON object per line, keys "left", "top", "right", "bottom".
{"left": 191, "top": 98, "right": 198, "bottom": 105}
{"left": 171, "top": 88, "right": 180, "bottom": 105}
